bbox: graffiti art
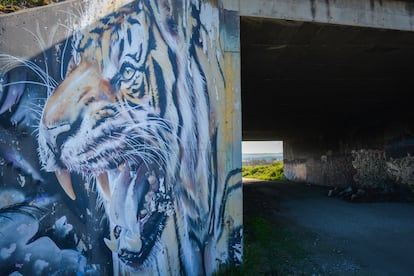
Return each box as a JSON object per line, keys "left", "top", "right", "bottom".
{"left": 0, "top": 0, "right": 242, "bottom": 275}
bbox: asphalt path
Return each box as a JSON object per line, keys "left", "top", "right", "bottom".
{"left": 243, "top": 179, "right": 414, "bottom": 275}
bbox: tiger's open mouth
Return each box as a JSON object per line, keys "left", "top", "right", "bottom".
{"left": 98, "top": 161, "right": 174, "bottom": 268}
{"left": 38, "top": 100, "right": 175, "bottom": 268}
{"left": 52, "top": 151, "right": 174, "bottom": 268}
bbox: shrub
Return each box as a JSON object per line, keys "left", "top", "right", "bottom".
{"left": 1, "top": 0, "right": 49, "bottom": 14}
{"left": 242, "top": 161, "right": 284, "bottom": 181}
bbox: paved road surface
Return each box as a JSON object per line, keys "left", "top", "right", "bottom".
{"left": 243, "top": 179, "right": 414, "bottom": 275}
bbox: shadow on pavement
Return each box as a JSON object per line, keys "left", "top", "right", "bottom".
{"left": 243, "top": 179, "right": 414, "bottom": 275}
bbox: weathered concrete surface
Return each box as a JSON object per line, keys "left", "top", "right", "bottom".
{"left": 0, "top": 0, "right": 82, "bottom": 63}
{"left": 240, "top": 0, "right": 414, "bottom": 31}
{"left": 244, "top": 179, "right": 414, "bottom": 275}
{"left": 283, "top": 136, "right": 414, "bottom": 189}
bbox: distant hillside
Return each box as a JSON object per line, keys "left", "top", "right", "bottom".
{"left": 242, "top": 153, "right": 283, "bottom": 165}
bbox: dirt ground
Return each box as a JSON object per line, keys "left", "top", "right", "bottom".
{"left": 243, "top": 179, "right": 414, "bottom": 275}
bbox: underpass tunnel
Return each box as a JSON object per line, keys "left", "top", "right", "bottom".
{"left": 241, "top": 16, "right": 414, "bottom": 188}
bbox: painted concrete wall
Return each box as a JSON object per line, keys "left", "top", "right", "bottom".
{"left": 284, "top": 129, "right": 414, "bottom": 191}
{"left": 0, "top": 0, "right": 242, "bottom": 275}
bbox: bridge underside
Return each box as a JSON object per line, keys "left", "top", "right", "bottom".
{"left": 241, "top": 17, "right": 414, "bottom": 187}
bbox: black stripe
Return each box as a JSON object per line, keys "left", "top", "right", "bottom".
{"left": 77, "top": 38, "right": 93, "bottom": 53}
{"left": 173, "top": 212, "right": 185, "bottom": 275}
{"left": 93, "top": 106, "right": 118, "bottom": 129}
{"left": 216, "top": 53, "right": 225, "bottom": 87}
{"left": 127, "top": 28, "right": 132, "bottom": 45}
{"left": 118, "top": 38, "right": 125, "bottom": 62}
{"left": 216, "top": 168, "right": 242, "bottom": 241}
{"left": 208, "top": 128, "right": 219, "bottom": 234}
{"left": 90, "top": 27, "right": 105, "bottom": 35}
{"left": 132, "top": 87, "right": 145, "bottom": 99}
{"left": 127, "top": 17, "right": 142, "bottom": 25}
{"left": 188, "top": 230, "right": 206, "bottom": 275}
{"left": 167, "top": 48, "right": 182, "bottom": 142}
{"left": 188, "top": 39, "right": 211, "bottom": 113}
{"left": 100, "top": 16, "right": 110, "bottom": 25}
{"left": 151, "top": 58, "right": 167, "bottom": 117}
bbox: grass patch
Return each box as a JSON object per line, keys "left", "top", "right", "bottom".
{"left": 242, "top": 161, "right": 284, "bottom": 181}
{"left": 1, "top": 0, "right": 49, "bottom": 13}
{"left": 216, "top": 216, "right": 309, "bottom": 275}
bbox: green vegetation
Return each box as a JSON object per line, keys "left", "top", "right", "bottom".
{"left": 1, "top": 0, "right": 49, "bottom": 13}
{"left": 216, "top": 216, "right": 309, "bottom": 275}
{"left": 242, "top": 161, "right": 284, "bottom": 181}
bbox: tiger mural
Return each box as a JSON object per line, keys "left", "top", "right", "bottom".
{"left": 36, "top": 0, "right": 242, "bottom": 275}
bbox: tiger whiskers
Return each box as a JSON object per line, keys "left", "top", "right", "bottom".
{"left": 12, "top": 101, "right": 45, "bottom": 136}
{"left": 0, "top": 54, "right": 59, "bottom": 91}
{"left": 121, "top": 137, "right": 166, "bottom": 168}
{"left": 1, "top": 80, "right": 55, "bottom": 91}
{"left": 124, "top": 131, "right": 178, "bottom": 168}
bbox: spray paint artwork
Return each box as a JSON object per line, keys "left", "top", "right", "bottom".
{"left": 0, "top": 0, "right": 242, "bottom": 274}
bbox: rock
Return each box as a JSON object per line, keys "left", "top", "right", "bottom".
{"left": 344, "top": 186, "right": 353, "bottom": 193}
{"left": 356, "top": 189, "right": 365, "bottom": 196}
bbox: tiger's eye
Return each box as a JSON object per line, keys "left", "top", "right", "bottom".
{"left": 122, "top": 66, "right": 135, "bottom": 81}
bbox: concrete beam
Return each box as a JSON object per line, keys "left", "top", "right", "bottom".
{"left": 239, "top": 0, "right": 414, "bottom": 31}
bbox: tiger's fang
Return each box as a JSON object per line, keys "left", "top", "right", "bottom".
{"left": 104, "top": 237, "right": 119, "bottom": 252}
{"left": 55, "top": 169, "right": 76, "bottom": 200}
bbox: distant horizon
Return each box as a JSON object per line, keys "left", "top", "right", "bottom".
{"left": 242, "top": 152, "right": 283, "bottom": 156}
{"left": 242, "top": 141, "right": 283, "bottom": 154}
{"left": 242, "top": 152, "right": 283, "bottom": 163}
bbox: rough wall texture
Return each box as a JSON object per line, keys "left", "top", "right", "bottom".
{"left": 239, "top": 0, "right": 414, "bottom": 32}
{"left": 0, "top": 1, "right": 242, "bottom": 275}
{"left": 284, "top": 154, "right": 355, "bottom": 188}
{"left": 284, "top": 128, "right": 414, "bottom": 190}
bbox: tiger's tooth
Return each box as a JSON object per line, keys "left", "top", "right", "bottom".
{"left": 148, "top": 175, "right": 156, "bottom": 185}
{"left": 97, "top": 172, "right": 111, "bottom": 199}
{"left": 159, "top": 176, "right": 165, "bottom": 193}
{"left": 55, "top": 169, "right": 76, "bottom": 200}
{"left": 118, "top": 163, "right": 126, "bottom": 171}
{"left": 125, "top": 235, "right": 142, "bottom": 251}
{"left": 104, "top": 237, "right": 119, "bottom": 252}
{"left": 145, "top": 191, "right": 155, "bottom": 203}
{"left": 140, "top": 209, "right": 148, "bottom": 217}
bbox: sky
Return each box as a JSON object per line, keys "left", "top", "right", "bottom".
{"left": 242, "top": 141, "right": 283, "bottom": 154}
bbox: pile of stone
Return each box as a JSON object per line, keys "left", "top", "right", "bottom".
{"left": 327, "top": 184, "right": 414, "bottom": 203}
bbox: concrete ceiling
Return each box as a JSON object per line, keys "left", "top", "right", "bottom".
{"left": 241, "top": 17, "right": 414, "bottom": 140}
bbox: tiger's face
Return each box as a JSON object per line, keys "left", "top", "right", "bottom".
{"left": 38, "top": 3, "right": 181, "bottom": 269}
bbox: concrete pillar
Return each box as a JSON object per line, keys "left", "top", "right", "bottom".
{"left": 0, "top": 1, "right": 243, "bottom": 274}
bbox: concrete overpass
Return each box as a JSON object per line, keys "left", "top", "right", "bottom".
{"left": 233, "top": 0, "right": 414, "bottom": 187}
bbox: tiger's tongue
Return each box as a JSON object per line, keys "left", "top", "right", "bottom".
{"left": 109, "top": 164, "right": 145, "bottom": 231}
